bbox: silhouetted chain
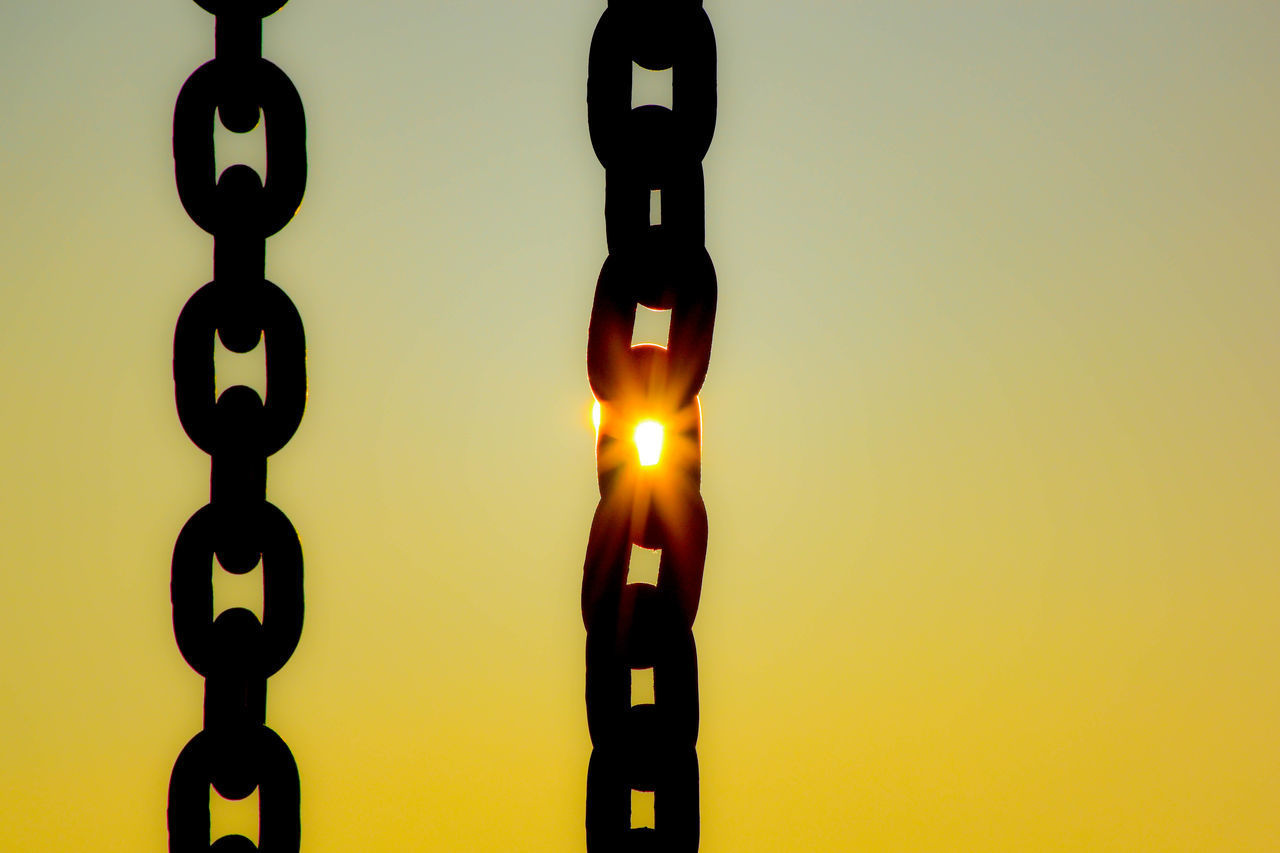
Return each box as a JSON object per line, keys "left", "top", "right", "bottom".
{"left": 169, "top": 1, "right": 306, "bottom": 850}
{"left": 583, "top": 2, "right": 716, "bottom": 849}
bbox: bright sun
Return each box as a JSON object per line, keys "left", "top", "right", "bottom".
{"left": 633, "top": 420, "right": 664, "bottom": 467}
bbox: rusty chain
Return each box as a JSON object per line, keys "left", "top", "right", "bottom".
{"left": 169, "top": 1, "right": 306, "bottom": 849}
{"left": 584, "top": 2, "right": 716, "bottom": 849}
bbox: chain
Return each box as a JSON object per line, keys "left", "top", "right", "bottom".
{"left": 583, "top": 2, "right": 717, "bottom": 849}
{"left": 169, "top": 1, "right": 307, "bottom": 850}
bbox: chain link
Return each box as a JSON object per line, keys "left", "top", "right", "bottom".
{"left": 170, "top": 2, "right": 306, "bottom": 849}
{"left": 584, "top": 2, "right": 716, "bottom": 849}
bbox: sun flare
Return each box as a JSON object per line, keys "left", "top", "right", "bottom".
{"left": 634, "top": 419, "right": 664, "bottom": 467}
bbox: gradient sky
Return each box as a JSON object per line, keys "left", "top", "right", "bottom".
{"left": 4, "top": 1, "right": 1280, "bottom": 850}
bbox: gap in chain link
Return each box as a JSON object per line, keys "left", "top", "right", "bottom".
{"left": 214, "top": 106, "right": 266, "bottom": 185}
{"left": 631, "top": 789, "right": 656, "bottom": 830}
{"left": 631, "top": 666, "right": 655, "bottom": 707}
{"left": 631, "top": 307, "right": 671, "bottom": 349}
{"left": 214, "top": 331, "right": 266, "bottom": 403}
{"left": 210, "top": 783, "right": 260, "bottom": 847}
{"left": 649, "top": 189, "right": 662, "bottom": 226}
{"left": 627, "top": 543, "right": 661, "bottom": 586}
{"left": 213, "top": 555, "right": 264, "bottom": 623}
{"left": 631, "top": 63, "right": 673, "bottom": 110}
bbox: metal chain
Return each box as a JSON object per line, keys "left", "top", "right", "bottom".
{"left": 169, "top": 1, "right": 307, "bottom": 849}
{"left": 583, "top": 2, "right": 716, "bottom": 849}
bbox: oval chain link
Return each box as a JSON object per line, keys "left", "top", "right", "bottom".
{"left": 169, "top": 3, "right": 306, "bottom": 850}
{"left": 584, "top": 3, "right": 716, "bottom": 849}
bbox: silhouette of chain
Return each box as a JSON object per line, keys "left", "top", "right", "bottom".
{"left": 583, "top": 2, "right": 716, "bottom": 849}
{"left": 169, "top": 1, "right": 306, "bottom": 849}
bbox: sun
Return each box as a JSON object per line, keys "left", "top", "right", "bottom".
{"left": 633, "top": 419, "right": 664, "bottom": 467}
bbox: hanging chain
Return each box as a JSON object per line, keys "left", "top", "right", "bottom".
{"left": 583, "top": 1, "right": 716, "bottom": 849}
{"left": 169, "top": 1, "right": 307, "bottom": 849}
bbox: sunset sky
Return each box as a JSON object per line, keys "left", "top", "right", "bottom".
{"left": 4, "top": 1, "right": 1280, "bottom": 849}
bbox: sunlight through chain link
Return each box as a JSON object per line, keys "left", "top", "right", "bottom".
{"left": 583, "top": 2, "right": 717, "bottom": 849}
{"left": 634, "top": 421, "right": 664, "bottom": 466}
{"left": 169, "top": 2, "right": 307, "bottom": 849}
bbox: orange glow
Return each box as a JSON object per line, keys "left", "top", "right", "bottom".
{"left": 634, "top": 420, "right": 664, "bottom": 466}
{"left": 592, "top": 399, "right": 602, "bottom": 433}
